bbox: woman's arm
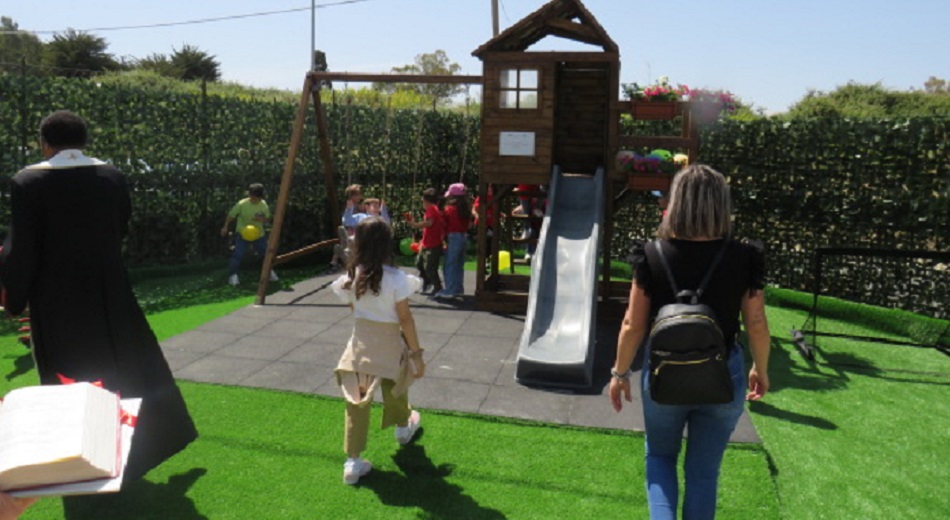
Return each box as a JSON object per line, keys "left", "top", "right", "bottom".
{"left": 609, "top": 281, "right": 651, "bottom": 412}
{"left": 741, "top": 290, "right": 771, "bottom": 400}
{"left": 396, "top": 298, "right": 425, "bottom": 378}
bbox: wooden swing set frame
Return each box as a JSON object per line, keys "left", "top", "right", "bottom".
{"left": 254, "top": 70, "right": 482, "bottom": 304}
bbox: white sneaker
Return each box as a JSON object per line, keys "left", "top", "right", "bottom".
{"left": 342, "top": 457, "right": 372, "bottom": 485}
{"left": 269, "top": 270, "right": 279, "bottom": 282}
{"left": 228, "top": 274, "right": 239, "bottom": 286}
{"left": 395, "top": 410, "right": 421, "bottom": 445}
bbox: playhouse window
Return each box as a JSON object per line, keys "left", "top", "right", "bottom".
{"left": 500, "top": 68, "right": 539, "bottom": 110}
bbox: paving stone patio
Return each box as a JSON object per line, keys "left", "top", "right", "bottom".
{"left": 160, "top": 270, "right": 759, "bottom": 442}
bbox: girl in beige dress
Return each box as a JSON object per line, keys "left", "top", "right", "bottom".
{"left": 331, "top": 217, "right": 426, "bottom": 485}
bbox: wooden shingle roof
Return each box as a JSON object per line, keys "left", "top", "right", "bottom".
{"left": 472, "top": 0, "right": 617, "bottom": 58}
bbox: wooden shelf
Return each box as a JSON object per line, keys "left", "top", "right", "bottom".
{"left": 619, "top": 135, "right": 696, "bottom": 150}
{"left": 618, "top": 100, "right": 699, "bottom": 192}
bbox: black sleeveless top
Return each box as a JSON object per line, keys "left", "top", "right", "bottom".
{"left": 631, "top": 238, "right": 766, "bottom": 346}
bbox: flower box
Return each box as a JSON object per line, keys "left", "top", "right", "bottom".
{"left": 629, "top": 172, "right": 674, "bottom": 192}
{"left": 631, "top": 101, "right": 678, "bottom": 120}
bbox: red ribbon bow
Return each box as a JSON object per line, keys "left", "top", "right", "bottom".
{"left": 56, "top": 373, "right": 137, "bottom": 426}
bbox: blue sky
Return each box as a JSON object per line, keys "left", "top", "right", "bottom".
{"left": 5, "top": 0, "right": 948, "bottom": 114}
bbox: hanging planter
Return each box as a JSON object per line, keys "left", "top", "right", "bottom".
{"left": 629, "top": 172, "right": 674, "bottom": 192}
{"left": 618, "top": 151, "right": 677, "bottom": 192}
{"left": 631, "top": 100, "right": 679, "bottom": 120}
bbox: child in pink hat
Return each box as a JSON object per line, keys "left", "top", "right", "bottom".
{"left": 436, "top": 183, "right": 470, "bottom": 299}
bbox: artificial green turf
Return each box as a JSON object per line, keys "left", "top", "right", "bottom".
{"left": 7, "top": 380, "right": 776, "bottom": 520}
{"left": 749, "top": 304, "right": 950, "bottom": 519}
{"left": 130, "top": 259, "right": 325, "bottom": 315}
{"left": 4, "top": 262, "right": 949, "bottom": 519}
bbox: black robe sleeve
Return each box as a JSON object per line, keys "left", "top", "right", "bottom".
{"left": 1, "top": 171, "right": 41, "bottom": 315}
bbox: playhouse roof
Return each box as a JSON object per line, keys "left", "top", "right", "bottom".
{"left": 472, "top": 0, "right": 618, "bottom": 58}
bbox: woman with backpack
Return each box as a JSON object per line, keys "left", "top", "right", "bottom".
{"left": 608, "top": 164, "right": 771, "bottom": 520}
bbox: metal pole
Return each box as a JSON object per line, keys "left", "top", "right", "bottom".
{"left": 491, "top": 0, "right": 499, "bottom": 36}
{"left": 310, "top": 0, "right": 316, "bottom": 70}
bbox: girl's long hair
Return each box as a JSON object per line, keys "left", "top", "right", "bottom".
{"left": 343, "top": 217, "right": 393, "bottom": 299}
{"left": 445, "top": 195, "right": 471, "bottom": 224}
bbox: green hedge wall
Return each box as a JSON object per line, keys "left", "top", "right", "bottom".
{"left": 0, "top": 76, "right": 480, "bottom": 265}
{"left": 705, "top": 118, "right": 949, "bottom": 319}
{"left": 2, "top": 76, "right": 948, "bottom": 319}
{"left": 613, "top": 117, "right": 949, "bottom": 319}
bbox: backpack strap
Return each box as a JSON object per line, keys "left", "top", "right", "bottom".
{"left": 652, "top": 240, "right": 681, "bottom": 301}
{"left": 654, "top": 238, "right": 731, "bottom": 304}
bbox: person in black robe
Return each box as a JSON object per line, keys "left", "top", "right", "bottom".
{"left": 0, "top": 111, "right": 198, "bottom": 485}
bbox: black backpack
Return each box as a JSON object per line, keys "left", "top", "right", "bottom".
{"left": 646, "top": 239, "right": 734, "bottom": 405}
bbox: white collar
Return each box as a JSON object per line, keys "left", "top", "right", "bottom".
{"left": 28, "top": 149, "right": 106, "bottom": 170}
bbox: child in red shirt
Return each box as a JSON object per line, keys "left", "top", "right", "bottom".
{"left": 435, "top": 183, "right": 470, "bottom": 299}
{"left": 406, "top": 188, "right": 444, "bottom": 294}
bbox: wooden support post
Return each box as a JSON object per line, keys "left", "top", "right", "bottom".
{"left": 252, "top": 71, "right": 483, "bottom": 305}
{"left": 255, "top": 75, "right": 314, "bottom": 304}
{"left": 475, "top": 180, "right": 488, "bottom": 295}
{"left": 313, "top": 86, "right": 340, "bottom": 229}
{"left": 602, "top": 59, "right": 621, "bottom": 303}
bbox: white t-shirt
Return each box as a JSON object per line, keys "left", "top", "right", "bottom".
{"left": 331, "top": 266, "right": 422, "bottom": 323}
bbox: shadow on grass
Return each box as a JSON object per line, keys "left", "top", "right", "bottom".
{"left": 63, "top": 468, "right": 208, "bottom": 520}
{"left": 816, "top": 350, "right": 950, "bottom": 386}
{"left": 765, "top": 336, "right": 852, "bottom": 393}
{"left": 751, "top": 333, "right": 950, "bottom": 431}
{"left": 4, "top": 349, "right": 34, "bottom": 381}
{"left": 361, "top": 435, "right": 505, "bottom": 519}
{"left": 747, "top": 400, "right": 837, "bottom": 430}
{"left": 777, "top": 330, "right": 950, "bottom": 386}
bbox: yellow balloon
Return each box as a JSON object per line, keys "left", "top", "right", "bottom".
{"left": 240, "top": 225, "right": 262, "bottom": 241}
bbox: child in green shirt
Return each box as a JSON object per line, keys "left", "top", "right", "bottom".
{"left": 220, "top": 183, "right": 278, "bottom": 286}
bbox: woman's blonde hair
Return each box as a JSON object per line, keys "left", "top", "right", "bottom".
{"left": 657, "top": 164, "right": 732, "bottom": 239}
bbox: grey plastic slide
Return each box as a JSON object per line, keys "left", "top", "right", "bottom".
{"left": 515, "top": 166, "right": 604, "bottom": 388}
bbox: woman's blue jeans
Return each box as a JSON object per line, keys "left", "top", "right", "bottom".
{"left": 641, "top": 343, "right": 745, "bottom": 520}
{"left": 442, "top": 232, "right": 467, "bottom": 295}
